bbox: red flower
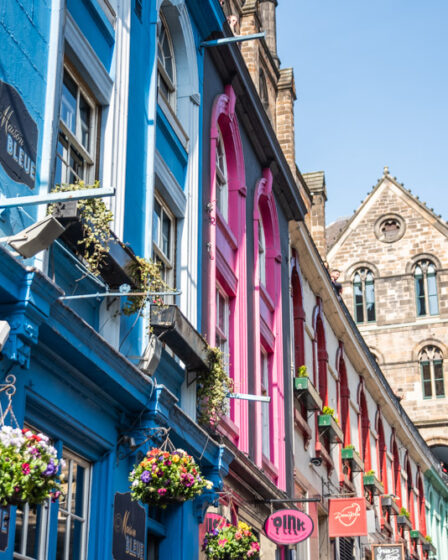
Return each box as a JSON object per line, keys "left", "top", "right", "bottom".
{"left": 29, "top": 435, "right": 41, "bottom": 442}
{"left": 21, "top": 463, "right": 30, "bottom": 475}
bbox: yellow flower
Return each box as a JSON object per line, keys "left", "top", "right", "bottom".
{"left": 238, "top": 522, "right": 250, "bottom": 531}
{"left": 172, "top": 455, "right": 180, "bottom": 463}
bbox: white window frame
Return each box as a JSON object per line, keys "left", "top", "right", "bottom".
{"left": 157, "top": 13, "right": 176, "bottom": 110}
{"left": 261, "top": 349, "right": 271, "bottom": 460}
{"left": 216, "top": 285, "right": 230, "bottom": 374}
{"left": 215, "top": 127, "right": 228, "bottom": 221}
{"left": 258, "top": 216, "right": 266, "bottom": 286}
{"left": 56, "top": 64, "right": 98, "bottom": 186}
{"left": 152, "top": 193, "right": 176, "bottom": 289}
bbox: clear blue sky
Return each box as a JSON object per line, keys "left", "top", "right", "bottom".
{"left": 277, "top": 0, "right": 448, "bottom": 225}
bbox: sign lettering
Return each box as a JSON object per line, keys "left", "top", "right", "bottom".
{"left": 372, "top": 543, "right": 404, "bottom": 560}
{"left": 112, "top": 492, "right": 145, "bottom": 560}
{"left": 0, "top": 81, "right": 38, "bottom": 189}
{"left": 329, "top": 498, "right": 368, "bottom": 537}
{"left": 264, "top": 509, "right": 314, "bottom": 545}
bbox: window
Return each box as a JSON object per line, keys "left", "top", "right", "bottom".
{"left": 414, "top": 260, "right": 438, "bottom": 317}
{"left": 157, "top": 13, "right": 176, "bottom": 109}
{"left": 258, "top": 216, "right": 266, "bottom": 286}
{"left": 152, "top": 195, "right": 175, "bottom": 287}
{"left": 353, "top": 268, "right": 375, "bottom": 323}
{"left": 258, "top": 70, "right": 269, "bottom": 115}
{"left": 215, "top": 127, "right": 228, "bottom": 220}
{"left": 216, "top": 287, "right": 229, "bottom": 373}
{"left": 261, "top": 350, "right": 270, "bottom": 459}
{"left": 55, "top": 66, "right": 98, "bottom": 186}
{"left": 420, "top": 346, "right": 445, "bottom": 399}
{"left": 14, "top": 448, "right": 91, "bottom": 560}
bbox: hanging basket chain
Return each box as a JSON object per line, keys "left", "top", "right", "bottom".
{"left": 0, "top": 374, "right": 19, "bottom": 428}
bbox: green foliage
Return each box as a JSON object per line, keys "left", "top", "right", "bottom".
{"left": 365, "top": 469, "right": 376, "bottom": 476}
{"left": 0, "top": 426, "right": 63, "bottom": 506}
{"left": 425, "top": 535, "right": 432, "bottom": 543}
{"left": 123, "top": 256, "right": 168, "bottom": 315}
{"left": 344, "top": 444, "right": 355, "bottom": 449}
{"left": 399, "top": 506, "right": 410, "bottom": 519}
{"left": 297, "top": 365, "right": 308, "bottom": 378}
{"left": 130, "top": 447, "right": 212, "bottom": 506}
{"left": 202, "top": 521, "right": 260, "bottom": 559}
{"left": 197, "top": 347, "right": 233, "bottom": 427}
{"left": 322, "top": 405, "right": 335, "bottom": 416}
{"left": 50, "top": 181, "right": 113, "bottom": 275}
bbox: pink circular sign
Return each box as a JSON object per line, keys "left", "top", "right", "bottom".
{"left": 264, "top": 509, "right": 314, "bottom": 545}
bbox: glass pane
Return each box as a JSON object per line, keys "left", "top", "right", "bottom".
{"left": 72, "top": 464, "right": 85, "bottom": 516}
{"left": 218, "top": 292, "right": 226, "bottom": 333}
{"left": 162, "top": 36, "right": 173, "bottom": 82}
{"left": 79, "top": 94, "right": 91, "bottom": 151}
{"left": 261, "top": 354, "right": 270, "bottom": 457}
{"left": 69, "top": 518, "right": 84, "bottom": 560}
{"left": 158, "top": 74, "right": 171, "bottom": 101}
{"left": 354, "top": 281, "right": 364, "bottom": 323}
{"left": 61, "top": 72, "right": 77, "bottom": 134}
{"left": 69, "top": 145, "right": 84, "bottom": 183}
{"left": 427, "top": 272, "right": 439, "bottom": 315}
{"left": 421, "top": 363, "right": 432, "bottom": 398}
{"left": 56, "top": 513, "right": 68, "bottom": 559}
{"left": 153, "top": 199, "right": 161, "bottom": 248}
{"left": 434, "top": 361, "right": 445, "bottom": 397}
{"left": 25, "top": 506, "right": 40, "bottom": 558}
{"left": 415, "top": 277, "right": 426, "bottom": 316}
{"left": 14, "top": 506, "right": 24, "bottom": 554}
{"left": 162, "top": 212, "right": 171, "bottom": 259}
{"left": 365, "top": 280, "right": 375, "bottom": 322}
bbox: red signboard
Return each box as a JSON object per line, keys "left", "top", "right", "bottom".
{"left": 264, "top": 509, "right": 314, "bottom": 545}
{"left": 329, "top": 498, "right": 368, "bottom": 537}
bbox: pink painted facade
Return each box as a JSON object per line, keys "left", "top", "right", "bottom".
{"left": 253, "top": 168, "right": 286, "bottom": 490}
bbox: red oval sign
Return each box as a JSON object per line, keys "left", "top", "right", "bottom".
{"left": 264, "top": 509, "right": 314, "bottom": 545}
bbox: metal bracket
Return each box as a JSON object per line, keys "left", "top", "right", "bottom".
{"left": 0, "top": 186, "right": 115, "bottom": 209}
{"left": 200, "top": 32, "right": 265, "bottom": 52}
{"left": 228, "top": 392, "right": 271, "bottom": 403}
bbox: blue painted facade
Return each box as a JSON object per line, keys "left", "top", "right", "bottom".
{"left": 0, "top": 1, "right": 232, "bottom": 559}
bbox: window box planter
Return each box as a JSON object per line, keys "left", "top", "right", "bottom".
{"left": 318, "top": 414, "right": 343, "bottom": 444}
{"left": 53, "top": 200, "right": 139, "bottom": 289}
{"left": 294, "top": 377, "right": 323, "bottom": 412}
{"left": 396, "top": 515, "right": 412, "bottom": 531}
{"left": 381, "top": 495, "right": 400, "bottom": 515}
{"left": 150, "top": 305, "right": 209, "bottom": 371}
{"left": 410, "top": 530, "right": 425, "bottom": 544}
{"left": 363, "top": 474, "right": 384, "bottom": 495}
{"left": 422, "top": 542, "right": 437, "bottom": 555}
{"left": 341, "top": 447, "right": 364, "bottom": 472}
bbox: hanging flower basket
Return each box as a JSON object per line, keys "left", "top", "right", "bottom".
{"left": 0, "top": 426, "right": 63, "bottom": 507}
{"left": 129, "top": 447, "right": 212, "bottom": 506}
{"left": 202, "top": 521, "right": 261, "bottom": 559}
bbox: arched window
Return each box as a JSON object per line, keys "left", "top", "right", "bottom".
{"left": 291, "top": 254, "right": 305, "bottom": 369}
{"left": 258, "top": 216, "right": 266, "bottom": 285}
{"left": 259, "top": 70, "right": 269, "bottom": 115}
{"left": 419, "top": 346, "right": 445, "bottom": 399}
{"left": 215, "top": 127, "right": 228, "bottom": 220}
{"left": 414, "top": 260, "right": 438, "bottom": 317}
{"left": 315, "top": 312, "right": 328, "bottom": 406}
{"left": 405, "top": 455, "right": 415, "bottom": 528}
{"left": 157, "top": 13, "right": 176, "bottom": 108}
{"left": 417, "top": 470, "right": 427, "bottom": 535}
{"left": 391, "top": 433, "right": 402, "bottom": 508}
{"left": 353, "top": 268, "right": 376, "bottom": 323}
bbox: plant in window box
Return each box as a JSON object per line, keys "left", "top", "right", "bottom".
{"left": 294, "top": 366, "right": 322, "bottom": 412}
{"left": 0, "top": 426, "right": 63, "bottom": 507}
{"left": 422, "top": 535, "right": 437, "bottom": 554}
{"left": 363, "top": 470, "right": 385, "bottom": 495}
{"left": 341, "top": 444, "right": 364, "bottom": 472}
{"left": 129, "top": 447, "right": 212, "bottom": 506}
{"left": 49, "top": 181, "right": 113, "bottom": 276}
{"left": 123, "top": 256, "right": 169, "bottom": 316}
{"left": 197, "top": 346, "right": 234, "bottom": 427}
{"left": 318, "top": 406, "right": 343, "bottom": 443}
{"left": 410, "top": 530, "right": 425, "bottom": 544}
{"left": 202, "top": 521, "right": 260, "bottom": 559}
{"left": 396, "top": 507, "right": 412, "bottom": 530}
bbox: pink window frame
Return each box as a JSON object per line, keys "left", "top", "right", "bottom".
{"left": 206, "top": 85, "right": 248, "bottom": 451}
{"left": 253, "top": 168, "right": 286, "bottom": 490}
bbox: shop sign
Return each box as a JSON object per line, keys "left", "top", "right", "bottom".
{"left": 199, "top": 513, "right": 228, "bottom": 545}
{"left": 0, "top": 80, "right": 38, "bottom": 189}
{"left": 0, "top": 506, "right": 10, "bottom": 551}
{"left": 112, "top": 492, "right": 145, "bottom": 560}
{"left": 264, "top": 509, "right": 314, "bottom": 545}
{"left": 328, "top": 497, "right": 367, "bottom": 537}
{"left": 371, "top": 543, "right": 404, "bottom": 560}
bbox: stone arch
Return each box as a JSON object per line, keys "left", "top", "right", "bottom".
{"left": 405, "top": 252, "right": 442, "bottom": 274}
{"left": 344, "top": 260, "right": 380, "bottom": 282}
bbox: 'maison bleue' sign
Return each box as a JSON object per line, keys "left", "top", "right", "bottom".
{"left": 0, "top": 80, "right": 38, "bottom": 189}
{"left": 264, "top": 509, "right": 314, "bottom": 545}
{"left": 112, "top": 492, "right": 145, "bottom": 560}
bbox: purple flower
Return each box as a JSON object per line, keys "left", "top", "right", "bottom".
{"left": 181, "top": 473, "right": 194, "bottom": 487}
{"left": 156, "top": 470, "right": 164, "bottom": 477}
{"left": 140, "top": 470, "right": 151, "bottom": 483}
{"left": 43, "top": 459, "right": 57, "bottom": 477}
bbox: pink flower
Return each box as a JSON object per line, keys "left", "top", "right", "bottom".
{"left": 51, "top": 491, "right": 61, "bottom": 502}
{"left": 251, "top": 542, "right": 260, "bottom": 551}
{"left": 157, "top": 488, "right": 167, "bottom": 496}
{"left": 218, "top": 539, "right": 228, "bottom": 547}
{"left": 21, "top": 463, "right": 30, "bottom": 475}
{"left": 235, "top": 531, "right": 242, "bottom": 540}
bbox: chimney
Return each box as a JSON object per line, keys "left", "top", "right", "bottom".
{"left": 303, "top": 172, "right": 327, "bottom": 259}
{"left": 258, "top": 0, "right": 279, "bottom": 65}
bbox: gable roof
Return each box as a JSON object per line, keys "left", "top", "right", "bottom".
{"left": 327, "top": 167, "right": 448, "bottom": 257}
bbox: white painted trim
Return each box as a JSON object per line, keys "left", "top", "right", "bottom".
{"left": 158, "top": 93, "right": 189, "bottom": 152}
{"left": 155, "top": 151, "right": 186, "bottom": 217}
{"left": 65, "top": 12, "right": 113, "bottom": 105}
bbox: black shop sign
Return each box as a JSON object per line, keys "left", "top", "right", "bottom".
{"left": 0, "top": 506, "right": 10, "bottom": 551}
{"left": 0, "top": 80, "right": 38, "bottom": 189}
{"left": 112, "top": 492, "right": 145, "bottom": 560}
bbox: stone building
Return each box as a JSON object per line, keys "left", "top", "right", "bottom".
{"left": 326, "top": 167, "right": 448, "bottom": 468}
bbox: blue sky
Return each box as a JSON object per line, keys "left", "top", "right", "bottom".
{"left": 277, "top": 0, "right": 448, "bottom": 224}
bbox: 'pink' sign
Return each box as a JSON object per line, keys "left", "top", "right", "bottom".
{"left": 264, "top": 509, "right": 314, "bottom": 545}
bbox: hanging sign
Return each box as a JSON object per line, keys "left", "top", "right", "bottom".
{"left": 371, "top": 543, "right": 404, "bottom": 560}
{"left": 264, "top": 509, "right": 314, "bottom": 545}
{"left": 0, "top": 506, "right": 10, "bottom": 551}
{"left": 0, "top": 80, "right": 38, "bottom": 189}
{"left": 112, "top": 492, "right": 145, "bottom": 560}
{"left": 328, "top": 498, "right": 367, "bottom": 537}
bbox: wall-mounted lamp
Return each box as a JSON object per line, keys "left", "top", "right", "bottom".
{"left": 310, "top": 457, "right": 323, "bottom": 467}
{"left": 0, "top": 215, "right": 65, "bottom": 258}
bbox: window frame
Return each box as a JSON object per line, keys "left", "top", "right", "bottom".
{"left": 55, "top": 63, "right": 99, "bottom": 186}
{"left": 414, "top": 260, "right": 439, "bottom": 318}
{"left": 353, "top": 268, "right": 376, "bottom": 324}
{"left": 157, "top": 12, "right": 176, "bottom": 110}
{"left": 152, "top": 193, "right": 176, "bottom": 289}
{"left": 215, "top": 285, "right": 230, "bottom": 375}
{"left": 419, "top": 346, "right": 445, "bottom": 399}
{"left": 215, "top": 126, "right": 228, "bottom": 221}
